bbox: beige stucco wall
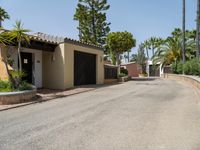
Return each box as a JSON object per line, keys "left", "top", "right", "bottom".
{"left": 42, "top": 43, "right": 66, "bottom": 89}
{"left": 64, "top": 43, "right": 104, "bottom": 89}
{"left": 0, "top": 46, "right": 9, "bottom": 80}
{"left": 43, "top": 42, "right": 104, "bottom": 89}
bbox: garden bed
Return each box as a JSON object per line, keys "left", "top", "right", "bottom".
{"left": 0, "top": 87, "right": 37, "bottom": 105}
{"left": 118, "top": 76, "right": 130, "bottom": 82}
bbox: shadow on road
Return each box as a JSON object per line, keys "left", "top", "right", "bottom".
{"left": 131, "top": 77, "right": 160, "bottom": 81}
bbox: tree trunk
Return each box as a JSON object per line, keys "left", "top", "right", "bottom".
{"left": 18, "top": 41, "right": 22, "bottom": 71}
{"left": 152, "top": 46, "right": 155, "bottom": 57}
{"left": 182, "top": 0, "right": 186, "bottom": 67}
{"left": 196, "top": 0, "right": 200, "bottom": 58}
{"left": 116, "top": 53, "right": 120, "bottom": 76}
{"left": 0, "top": 21, "right": 2, "bottom": 28}
{"left": 146, "top": 48, "right": 149, "bottom": 60}
{"left": 127, "top": 51, "right": 130, "bottom": 62}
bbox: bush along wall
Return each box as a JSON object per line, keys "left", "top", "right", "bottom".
{"left": 172, "top": 58, "right": 200, "bottom": 76}
{"left": 120, "top": 68, "right": 128, "bottom": 75}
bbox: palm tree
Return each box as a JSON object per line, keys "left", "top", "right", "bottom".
{"left": 137, "top": 44, "right": 147, "bottom": 73}
{"left": 153, "top": 36, "right": 195, "bottom": 68}
{"left": 10, "top": 20, "right": 30, "bottom": 71}
{"left": 149, "top": 37, "right": 157, "bottom": 57}
{"left": 172, "top": 28, "right": 182, "bottom": 38}
{"left": 0, "top": 29, "right": 10, "bottom": 44}
{"left": 187, "top": 30, "right": 196, "bottom": 41}
{"left": 127, "top": 49, "right": 131, "bottom": 62}
{"left": 143, "top": 41, "right": 150, "bottom": 60}
{"left": 146, "top": 37, "right": 164, "bottom": 59}
{"left": 130, "top": 54, "right": 138, "bottom": 62}
{"left": 0, "top": 7, "right": 10, "bottom": 27}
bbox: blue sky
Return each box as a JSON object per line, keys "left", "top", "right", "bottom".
{"left": 0, "top": 0, "right": 197, "bottom": 53}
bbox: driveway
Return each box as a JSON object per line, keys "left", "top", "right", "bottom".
{"left": 0, "top": 79, "right": 200, "bottom": 150}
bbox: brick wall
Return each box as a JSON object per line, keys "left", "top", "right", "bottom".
{"left": 121, "top": 63, "right": 142, "bottom": 77}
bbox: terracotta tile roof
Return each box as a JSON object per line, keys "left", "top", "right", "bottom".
{"left": 32, "top": 32, "right": 103, "bottom": 50}
{"left": 64, "top": 37, "right": 103, "bottom": 50}
{"left": 31, "top": 32, "right": 64, "bottom": 44}
{"left": 1, "top": 29, "right": 104, "bottom": 50}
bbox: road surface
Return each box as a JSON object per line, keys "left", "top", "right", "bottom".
{"left": 0, "top": 79, "right": 200, "bottom": 150}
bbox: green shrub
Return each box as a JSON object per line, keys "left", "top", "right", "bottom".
{"left": 172, "top": 61, "right": 183, "bottom": 74}
{"left": 120, "top": 68, "right": 128, "bottom": 75}
{"left": 9, "top": 70, "right": 26, "bottom": 89}
{"left": 183, "top": 58, "right": 200, "bottom": 76}
{"left": 18, "top": 81, "right": 33, "bottom": 91}
{"left": 0, "top": 80, "right": 13, "bottom": 92}
{"left": 0, "top": 80, "right": 33, "bottom": 92}
{"left": 118, "top": 73, "right": 126, "bottom": 77}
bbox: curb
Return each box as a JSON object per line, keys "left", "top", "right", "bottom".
{"left": 0, "top": 88, "right": 95, "bottom": 112}
{"left": 164, "top": 74, "right": 200, "bottom": 99}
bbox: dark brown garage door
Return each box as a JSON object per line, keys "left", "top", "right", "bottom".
{"left": 74, "top": 51, "right": 96, "bottom": 86}
{"left": 149, "top": 65, "right": 160, "bottom": 77}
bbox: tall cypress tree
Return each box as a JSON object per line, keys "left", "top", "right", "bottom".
{"left": 74, "top": 0, "right": 110, "bottom": 46}
{"left": 0, "top": 7, "right": 10, "bottom": 27}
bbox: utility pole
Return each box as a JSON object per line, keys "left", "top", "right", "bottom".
{"left": 182, "top": 0, "right": 186, "bottom": 71}
{"left": 196, "top": 0, "right": 200, "bottom": 58}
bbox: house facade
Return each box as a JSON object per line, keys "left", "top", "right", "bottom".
{"left": 146, "top": 60, "right": 163, "bottom": 77}
{"left": 0, "top": 33, "right": 104, "bottom": 89}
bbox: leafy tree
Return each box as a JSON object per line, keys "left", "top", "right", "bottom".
{"left": 0, "top": 7, "right": 10, "bottom": 27}
{"left": 10, "top": 20, "right": 31, "bottom": 71}
{"left": 106, "top": 31, "right": 136, "bottom": 74}
{"left": 106, "top": 31, "right": 136, "bottom": 65}
{"left": 74, "top": 0, "right": 110, "bottom": 46}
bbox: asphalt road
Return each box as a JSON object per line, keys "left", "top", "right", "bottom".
{"left": 0, "top": 79, "right": 200, "bottom": 150}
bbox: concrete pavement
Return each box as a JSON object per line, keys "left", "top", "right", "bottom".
{"left": 0, "top": 79, "right": 200, "bottom": 150}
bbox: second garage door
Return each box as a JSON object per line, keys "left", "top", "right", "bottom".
{"left": 74, "top": 51, "right": 96, "bottom": 86}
